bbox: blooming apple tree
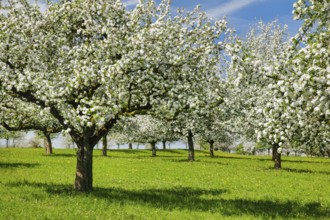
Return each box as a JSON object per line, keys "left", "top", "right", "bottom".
{"left": 0, "top": 0, "right": 228, "bottom": 191}
{"left": 0, "top": 92, "right": 61, "bottom": 154}
{"left": 115, "top": 115, "right": 175, "bottom": 156}
{"left": 227, "top": 21, "right": 292, "bottom": 168}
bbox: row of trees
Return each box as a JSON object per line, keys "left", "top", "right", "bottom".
{"left": 0, "top": 0, "right": 328, "bottom": 192}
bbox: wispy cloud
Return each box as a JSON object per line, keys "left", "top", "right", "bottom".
{"left": 123, "top": 0, "right": 139, "bottom": 7}
{"left": 206, "top": 0, "right": 263, "bottom": 19}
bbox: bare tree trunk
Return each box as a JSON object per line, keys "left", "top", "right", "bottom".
{"left": 272, "top": 143, "right": 281, "bottom": 169}
{"left": 73, "top": 130, "right": 96, "bottom": 192}
{"left": 102, "top": 135, "right": 107, "bottom": 156}
{"left": 43, "top": 131, "right": 53, "bottom": 155}
{"left": 209, "top": 140, "right": 214, "bottom": 157}
{"left": 151, "top": 142, "right": 156, "bottom": 157}
{"left": 128, "top": 143, "right": 133, "bottom": 150}
{"left": 187, "top": 130, "right": 194, "bottom": 161}
{"left": 162, "top": 141, "right": 166, "bottom": 150}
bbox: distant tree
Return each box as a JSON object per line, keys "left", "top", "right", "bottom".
{"left": 0, "top": 126, "right": 24, "bottom": 148}
{"left": 0, "top": 95, "right": 61, "bottom": 154}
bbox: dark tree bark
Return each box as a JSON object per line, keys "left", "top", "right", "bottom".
{"left": 102, "top": 135, "right": 107, "bottom": 156}
{"left": 73, "top": 129, "right": 97, "bottom": 192}
{"left": 209, "top": 140, "right": 214, "bottom": 157}
{"left": 187, "top": 130, "right": 194, "bottom": 161}
{"left": 162, "top": 140, "right": 166, "bottom": 150}
{"left": 128, "top": 143, "right": 133, "bottom": 150}
{"left": 75, "top": 144, "right": 93, "bottom": 192}
{"left": 272, "top": 143, "right": 281, "bottom": 169}
{"left": 43, "top": 131, "right": 53, "bottom": 155}
{"left": 151, "top": 141, "right": 157, "bottom": 157}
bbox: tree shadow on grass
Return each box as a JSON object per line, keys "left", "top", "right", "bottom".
{"left": 0, "top": 162, "right": 39, "bottom": 169}
{"left": 49, "top": 153, "right": 76, "bottom": 158}
{"left": 281, "top": 159, "right": 330, "bottom": 164}
{"left": 217, "top": 155, "right": 271, "bottom": 162}
{"left": 5, "top": 180, "right": 330, "bottom": 219}
{"left": 281, "top": 167, "right": 330, "bottom": 175}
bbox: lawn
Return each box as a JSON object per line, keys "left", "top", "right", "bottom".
{"left": 0, "top": 148, "right": 329, "bottom": 219}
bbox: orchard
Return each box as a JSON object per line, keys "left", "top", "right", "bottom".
{"left": 0, "top": 0, "right": 329, "bottom": 192}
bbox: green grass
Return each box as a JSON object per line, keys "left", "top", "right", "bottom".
{"left": 0, "top": 148, "right": 329, "bottom": 219}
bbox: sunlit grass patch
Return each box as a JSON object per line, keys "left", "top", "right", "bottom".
{"left": 0, "top": 148, "right": 329, "bottom": 219}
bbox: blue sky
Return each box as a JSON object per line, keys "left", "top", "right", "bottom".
{"left": 123, "top": 0, "right": 301, "bottom": 37}
{"left": 28, "top": 0, "right": 301, "bottom": 37}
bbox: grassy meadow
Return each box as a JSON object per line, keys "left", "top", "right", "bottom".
{"left": 0, "top": 148, "right": 329, "bottom": 219}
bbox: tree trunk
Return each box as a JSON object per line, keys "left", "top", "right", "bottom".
{"left": 102, "top": 135, "right": 107, "bottom": 156}
{"left": 162, "top": 141, "right": 166, "bottom": 150}
{"left": 187, "top": 130, "right": 194, "bottom": 161}
{"left": 6, "top": 138, "right": 9, "bottom": 148}
{"left": 151, "top": 142, "right": 156, "bottom": 157}
{"left": 43, "top": 132, "right": 53, "bottom": 155}
{"left": 326, "top": 150, "right": 330, "bottom": 158}
{"left": 128, "top": 143, "right": 133, "bottom": 150}
{"left": 209, "top": 140, "right": 214, "bottom": 157}
{"left": 74, "top": 132, "right": 95, "bottom": 192}
{"left": 272, "top": 143, "right": 281, "bottom": 169}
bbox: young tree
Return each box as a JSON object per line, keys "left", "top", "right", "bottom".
{"left": 0, "top": 0, "right": 227, "bottom": 191}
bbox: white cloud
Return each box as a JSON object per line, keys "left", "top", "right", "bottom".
{"left": 206, "top": 0, "right": 263, "bottom": 19}
{"left": 123, "top": 0, "right": 139, "bottom": 7}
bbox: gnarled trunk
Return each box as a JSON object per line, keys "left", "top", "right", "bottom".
{"left": 272, "top": 143, "right": 281, "bottom": 169}
{"left": 187, "top": 130, "right": 194, "bottom": 161}
{"left": 128, "top": 143, "right": 133, "bottom": 150}
{"left": 209, "top": 140, "right": 214, "bottom": 157}
{"left": 102, "top": 135, "right": 107, "bottom": 156}
{"left": 162, "top": 140, "right": 166, "bottom": 150}
{"left": 151, "top": 142, "right": 157, "bottom": 157}
{"left": 43, "top": 131, "right": 53, "bottom": 155}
